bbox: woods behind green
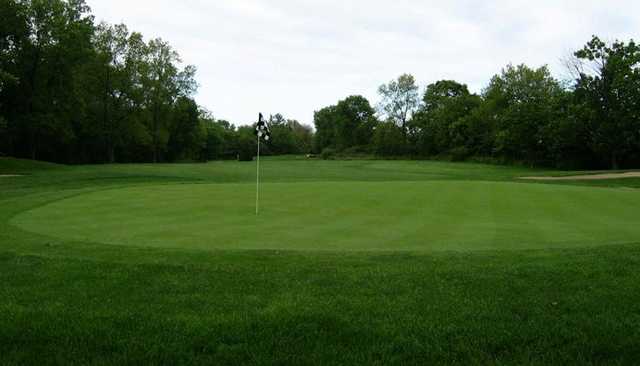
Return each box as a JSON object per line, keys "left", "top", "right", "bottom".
{"left": 2, "top": 1, "right": 640, "bottom": 169}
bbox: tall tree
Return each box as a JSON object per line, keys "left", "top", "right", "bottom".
{"left": 142, "top": 38, "right": 197, "bottom": 162}
{"left": 267, "top": 113, "right": 297, "bottom": 155}
{"left": 167, "top": 96, "right": 203, "bottom": 160}
{"left": 5, "top": 0, "right": 93, "bottom": 160}
{"left": 1, "top": 0, "right": 209, "bottom": 164}
{"left": 313, "top": 95, "right": 376, "bottom": 152}
{"left": 484, "top": 64, "right": 564, "bottom": 165}
{"left": 411, "top": 80, "right": 481, "bottom": 155}
{"left": 573, "top": 36, "right": 640, "bottom": 169}
{"left": 92, "top": 22, "right": 130, "bottom": 162}
{"left": 377, "top": 73, "right": 420, "bottom": 136}
{"left": 265, "top": 114, "right": 314, "bottom": 155}
{"left": 0, "top": 0, "right": 26, "bottom": 94}
{"left": 288, "top": 119, "right": 313, "bottom": 154}
{"left": 0, "top": 0, "right": 27, "bottom": 154}
{"left": 372, "top": 121, "right": 406, "bottom": 156}
{"left": 334, "top": 95, "right": 377, "bottom": 149}
{"left": 313, "top": 105, "right": 338, "bottom": 152}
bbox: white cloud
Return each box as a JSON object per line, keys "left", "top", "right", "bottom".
{"left": 88, "top": 0, "right": 640, "bottom": 125}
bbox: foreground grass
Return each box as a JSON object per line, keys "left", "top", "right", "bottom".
{"left": 2, "top": 157, "right": 640, "bottom": 365}
{"left": 3, "top": 245, "right": 640, "bottom": 365}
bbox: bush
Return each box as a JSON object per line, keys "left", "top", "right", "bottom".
{"left": 372, "top": 122, "right": 406, "bottom": 157}
{"left": 449, "top": 146, "right": 471, "bottom": 162}
{"left": 321, "top": 148, "right": 337, "bottom": 160}
{"left": 238, "top": 151, "right": 253, "bottom": 162}
{"left": 341, "top": 145, "right": 372, "bottom": 155}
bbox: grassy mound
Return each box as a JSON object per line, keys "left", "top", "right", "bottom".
{"left": 0, "top": 157, "right": 63, "bottom": 174}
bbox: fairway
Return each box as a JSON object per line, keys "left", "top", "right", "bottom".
{"left": 3, "top": 158, "right": 640, "bottom": 365}
{"left": 12, "top": 180, "right": 640, "bottom": 251}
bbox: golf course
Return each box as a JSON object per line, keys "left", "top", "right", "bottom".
{"left": 2, "top": 157, "right": 640, "bottom": 364}
{"left": 5, "top": 0, "right": 640, "bottom": 363}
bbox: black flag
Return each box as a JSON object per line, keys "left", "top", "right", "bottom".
{"left": 255, "top": 113, "right": 271, "bottom": 142}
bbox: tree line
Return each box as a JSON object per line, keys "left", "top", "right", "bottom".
{"left": 2, "top": 1, "right": 639, "bottom": 169}
{"left": 0, "top": 0, "right": 313, "bottom": 163}
{"left": 315, "top": 37, "right": 640, "bottom": 169}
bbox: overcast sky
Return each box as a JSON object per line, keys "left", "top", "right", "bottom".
{"left": 89, "top": 1, "right": 639, "bottom": 126}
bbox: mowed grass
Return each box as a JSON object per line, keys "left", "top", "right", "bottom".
{"left": 12, "top": 181, "right": 640, "bottom": 251}
{"left": 2, "top": 157, "right": 640, "bottom": 365}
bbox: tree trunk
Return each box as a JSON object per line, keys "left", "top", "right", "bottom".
{"left": 26, "top": 50, "right": 40, "bottom": 162}
{"left": 152, "top": 125, "right": 158, "bottom": 163}
{"left": 6, "top": 132, "right": 14, "bottom": 157}
{"left": 30, "top": 135, "right": 37, "bottom": 161}
{"left": 108, "top": 145, "right": 115, "bottom": 164}
{"left": 611, "top": 152, "right": 619, "bottom": 170}
{"left": 152, "top": 97, "right": 160, "bottom": 163}
{"left": 103, "top": 66, "right": 111, "bottom": 164}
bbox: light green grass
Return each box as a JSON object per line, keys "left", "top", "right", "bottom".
{"left": 2, "top": 157, "right": 640, "bottom": 365}
{"left": 12, "top": 181, "right": 640, "bottom": 251}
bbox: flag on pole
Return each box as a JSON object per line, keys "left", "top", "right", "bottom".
{"left": 255, "top": 113, "right": 271, "bottom": 142}
{"left": 255, "top": 113, "right": 270, "bottom": 215}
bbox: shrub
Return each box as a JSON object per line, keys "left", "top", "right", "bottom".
{"left": 321, "top": 148, "right": 337, "bottom": 160}
{"left": 449, "top": 146, "right": 471, "bottom": 162}
{"left": 238, "top": 151, "right": 253, "bottom": 162}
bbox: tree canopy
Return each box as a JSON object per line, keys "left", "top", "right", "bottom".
{"left": 377, "top": 73, "right": 420, "bottom": 136}
{"left": 311, "top": 36, "right": 640, "bottom": 169}
{"left": 0, "top": 0, "right": 312, "bottom": 163}
{"left": 1, "top": 5, "right": 639, "bottom": 170}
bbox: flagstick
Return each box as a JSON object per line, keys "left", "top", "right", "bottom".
{"left": 256, "top": 133, "right": 260, "bottom": 215}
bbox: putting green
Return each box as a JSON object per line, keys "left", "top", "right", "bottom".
{"left": 11, "top": 181, "right": 640, "bottom": 251}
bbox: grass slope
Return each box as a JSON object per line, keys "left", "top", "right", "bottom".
{"left": 2, "top": 157, "right": 640, "bottom": 365}
{"left": 0, "top": 157, "right": 62, "bottom": 174}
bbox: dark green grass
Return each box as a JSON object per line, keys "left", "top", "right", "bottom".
{"left": 2, "top": 157, "right": 640, "bottom": 365}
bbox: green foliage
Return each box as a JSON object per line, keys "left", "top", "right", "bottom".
{"left": 573, "top": 36, "right": 640, "bottom": 169}
{"left": 3, "top": 9, "right": 640, "bottom": 171}
{"left": 89, "top": 22, "right": 134, "bottom": 162}
{"left": 372, "top": 122, "right": 406, "bottom": 156}
{"left": 410, "top": 80, "right": 481, "bottom": 156}
{"left": 377, "top": 73, "right": 420, "bottom": 134}
{"left": 0, "top": 0, "right": 25, "bottom": 95}
{"left": 201, "top": 117, "right": 228, "bottom": 160}
{"left": 194, "top": 112, "right": 313, "bottom": 162}
{"left": 484, "top": 64, "right": 565, "bottom": 165}
{"left": 313, "top": 38, "right": 640, "bottom": 169}
{"left": 335, "top": 96, "right": 377, "bottom": 149}
{"left": 289, "top": 119, "right": 314, "bottom": 154}
{"left": 167, "top": 97, "right": 203, "bottom": 161}
{"left": 313, "top": 105, "right": 337, "bottom": 152}
{"left": 448, "top": 146, "right": 471, "bottom": 162}
{"left": 0, "top": 116, "right": 7, "bottom": 153}
{"left": 265, "top": 114, "right": 312, "bottom": 155}
{"left": 0, "top": 0, "right": 200, "bottom": 164}
{"left": 313, "top": 95, "right": 377, "bottom": 152}
{"left": 0, "top": 0, "right": 95, "bottom": 160}
{"left": 235, "top": 126, "right": 256, "bottom": 161}
{"left": 320, "top": 147, "right": 337, "bottom": 160}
